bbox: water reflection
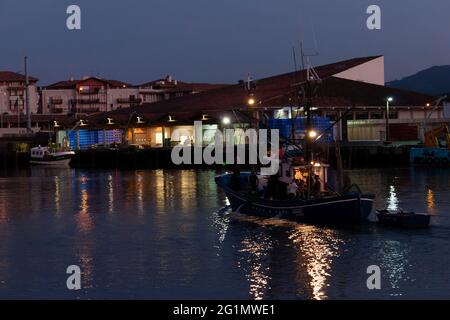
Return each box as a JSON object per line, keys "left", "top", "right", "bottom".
{"left": 378, "top": 240, "right": 411, "bottom": 297}
{"left": 107, "top": 174, "right": 114, "bottom": 214}
{"left": 289, "top": 226, "right": 343, "bottom": 300}
{"left": 54, "top": 176, "right": 61, "bottom": 216}
{"left": 238, "top": 234, "right": 272, "bottom": 300}
{"left": 75, "top": 175, "right": 94, "bottom": 289}
{"left": 427, "top": 188, "right": 435, "bottom": 213}
{"left": 135, "top": 171, "right": 144, "bottom": 215}
{"left": 387, "top": 185, "right": 399, "bottom": 211}
{"left": 0, "top": 168, "right": 449, "bottom": 299}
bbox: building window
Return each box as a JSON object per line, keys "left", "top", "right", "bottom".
{"left": 324, "top": 112, "right": 337, "bottom": 121}
{"left": 155, "top": 133, "right": 163, "bottom": 145}
{"left": 389, "top": 111, "right": 399, "bottom": 119}
{"left": 370, "top": 111, "right": 384, "bottom": 119}
{"left": 355, "top": 112, "right": 369, "bottom": 120}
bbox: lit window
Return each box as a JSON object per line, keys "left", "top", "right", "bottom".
{"left": 155, "top": 133, "right": 163, "bottom": 145}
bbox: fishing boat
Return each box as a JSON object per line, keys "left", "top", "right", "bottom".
{"left": 30, "top": 146, "right": 75, "bottom": 167}
{"left": 376, "top": 209, "right": 431, "bottom": 228}
{"left": 216, "top": 163, "right": 375, "bottom": 225}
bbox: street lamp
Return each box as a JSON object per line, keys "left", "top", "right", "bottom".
{"left": 136, "top": 116, "right": 145, "bottom": 124}
{"left": 222, "top": 117, "right": 231, "bottom": 125}
{"left": 308, "top": 130, "right": 318, "bottom": 139}
{"left": 386, "top": 97, "right": 393, "bottom": 141}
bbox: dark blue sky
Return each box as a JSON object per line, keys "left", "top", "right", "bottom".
{"left": 0, "top": 0, "right": 449, "bottom": 85}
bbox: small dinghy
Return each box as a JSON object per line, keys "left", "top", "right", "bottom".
{"left": 376, "top": 209, "right": 431, "bottom": 228}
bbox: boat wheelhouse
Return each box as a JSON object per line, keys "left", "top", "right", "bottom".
{"left": 30, "top": 146, "right": 75, "bottom": 167}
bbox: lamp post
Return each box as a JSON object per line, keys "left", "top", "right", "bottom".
{"left": 386, "top": 97, "right": 393, "bottom": 141}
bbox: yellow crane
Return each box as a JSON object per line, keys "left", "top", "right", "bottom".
{"left": 424, "top": 125, "right": 450, "bottom": 149}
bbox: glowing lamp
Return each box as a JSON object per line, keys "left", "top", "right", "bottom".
{"left": 222, "top": 117, "right": 231, "bottom": 125}
{"left": 308, "top": 130, "right": 318, "bottom": 139}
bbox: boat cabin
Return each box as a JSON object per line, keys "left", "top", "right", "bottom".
{"left": 293, "top": 162, "right": 329, "bottom": 192}
{"left": 30, "top": 147, "right": 50, "bottom": 159}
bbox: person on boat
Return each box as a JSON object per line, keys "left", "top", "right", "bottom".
{"left": 287, "top": 180, "right": 298, "bottom": 199}
{"left": 230, "top": 167, "right": 241, "bottom": 191}
{"left": 264, "top": 174, "right": 278, "bottom": 199}
{"left": 312, "top": 175, "right": 322, "bottom": 198}
{"left": 249, "top": 171, "right": 259, "bottom": 194}
{"left": 343, "top": 172, "right": 352, "bottom": 192}
{"left": 297, "top": 179, "right": 306, "bottom": 199}
{"left": 257, "top": 175, "right": 268, "bottom": 197}
{"left": 276, "top": 159, "right": 292, "bottom": 199}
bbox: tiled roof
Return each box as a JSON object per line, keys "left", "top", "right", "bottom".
{"left": 139, "top": 79, "right": 229, "bottom": 92}
{"left": 45, "top": 77, "right": 132, "bottom": 89}
{"left": 0, "top": 71, "right": 38, "bottom": 82}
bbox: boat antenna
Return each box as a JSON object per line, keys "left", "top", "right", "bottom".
{"left": 291, "top": 47, "right": 299, "bottom": 145}
{"left": 24, "top": 56, "right": 31, "bottom": 133}
{"left": 300, "top": 41, "right": 305, "bottom": 70}
{"left": 299, "top": 42, "right": 321, "bottom": 198}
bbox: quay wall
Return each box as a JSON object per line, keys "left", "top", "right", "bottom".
{"left": 69, "top": 144, "right": 414, "bottom": 170}
{"left": 0, "top": 142, "right": 418, "bottom": 169}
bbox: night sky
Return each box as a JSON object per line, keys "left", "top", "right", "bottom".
{"left": 0, "top": 0, "right": 448, "bottom": 85}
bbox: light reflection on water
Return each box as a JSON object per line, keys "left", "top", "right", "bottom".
{"left": 387, "top": 185, "right": 399, "bottom": 211}
{"left": 289, "top": 226, "right": 344, "bottom": 300}
{"left": 0, "top": 167, "right": 449, "bottom": 299}
{"left": 427, "top": 188, "right": 435, "bottom": 213}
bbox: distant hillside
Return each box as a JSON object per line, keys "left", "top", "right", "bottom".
{"left": 387, "top": 66, "right": 450, "bottom": 96}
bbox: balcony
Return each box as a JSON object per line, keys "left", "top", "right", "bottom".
{"left": 76, "top": 107, "right": 100, "bottom": 113}
{"left": 78, "top": 87, "right": 102, "bottom": 95}
{"left": 50, "top": 107, "right": 65, "bottom": 114}
{"left": 71, "top": 99, "right": 101, "bottom": 105}
{"left": 9, "top": 101, "right": 24, "bottom": 110}
{"left": 50, "top": 98, "right": 63, "bottom": 105}
{"left": 117, "top": 98, "right": 142, "bottom": 104}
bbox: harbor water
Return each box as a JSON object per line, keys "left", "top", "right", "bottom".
{"left": 0, "top": 168, "right": 449, "bottom": 299}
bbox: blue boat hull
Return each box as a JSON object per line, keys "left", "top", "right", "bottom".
{"left": 216, "top": 174, "right": 375, "bottom": 225}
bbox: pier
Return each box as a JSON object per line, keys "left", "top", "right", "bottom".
{"left": 67, "top": 142, "right": 413, "bottom": 169}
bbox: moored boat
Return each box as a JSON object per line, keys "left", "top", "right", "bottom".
{"left": 30, "top": 146, "right": 75, "bottom": 167}
{"left": 376, "top": 209, "right": 431, "bottom": 228}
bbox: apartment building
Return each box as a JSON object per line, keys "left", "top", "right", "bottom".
{"left": 41, "top": 77, "right": 138, "bottom": 115}
{"left": 0, "top": 71, "right": 40, "bottom": 115}
{"left": 42, "top": 75, "right": 229, "bottom": 115}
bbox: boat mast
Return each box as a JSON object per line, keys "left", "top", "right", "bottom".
{"left": 291, "top": 47, "right": 299, "bottom": 145}
{"left": 24, "top": 56, "right": 31, "bottom": 133}
{"left": 299, "top": 48, "right": 321, "bottom": 198}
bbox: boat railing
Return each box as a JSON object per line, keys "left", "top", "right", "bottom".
{"left": 342, "top": 184, "right": 363, "bottom": 195}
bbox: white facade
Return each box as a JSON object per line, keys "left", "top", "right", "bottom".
{"left": 334, "top": 56, "right": 385, "bottom": 86}
{"left": 0, "top": 80, "right": 40, "bottom": 115}
{"left": 41, "top": 88, "right": 75, "bottom": 114}
{"left": 107, "top": 88, "right": 141, "bottom": 111}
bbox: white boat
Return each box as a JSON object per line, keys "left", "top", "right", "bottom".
{"left": 30, "top": 146, "right": 75, "bottom": 167}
